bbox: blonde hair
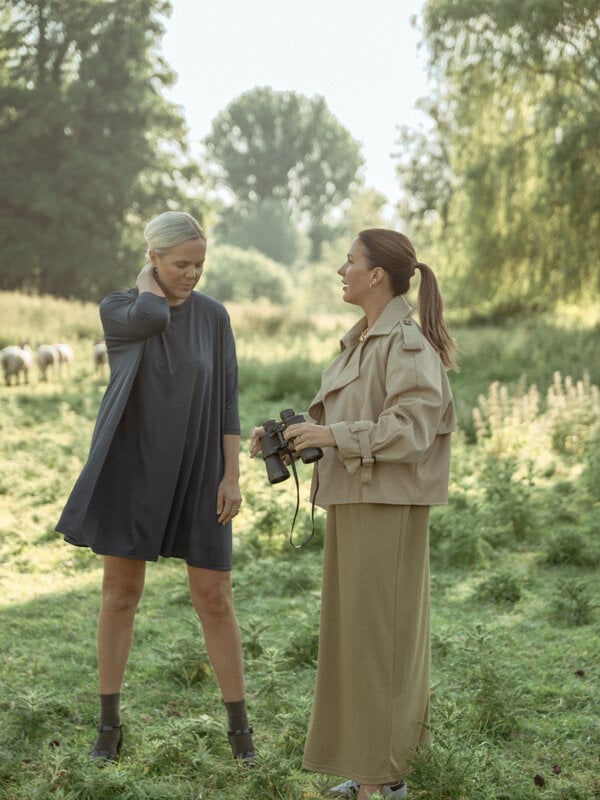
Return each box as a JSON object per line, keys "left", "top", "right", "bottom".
{"left": 143, "top": 211, "right": 205, "bottom": 260}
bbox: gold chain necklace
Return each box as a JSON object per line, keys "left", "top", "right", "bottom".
{"left": 359, "top": 327, "right": 369, "bottom": 342}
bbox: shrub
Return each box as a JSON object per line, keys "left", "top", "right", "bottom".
{"left": 581, "top": 424, "right": 600, "bottom": 501}
{"left": 474, "top": 569, "right": 523, "bottom": 606}
{"left": 468, "top": 625, "right": 522, "bottom": 737}
{"left": 549, "top": 578, "right": 597, "bottom": 627}
{"left": 406, "top": 700, "right": 494, "bottom": 798}
{"left": 472, "top": 372, "right": 600, "bottom": 481}
{"left": 215, "top": 198, "right": 308, "bottom": 266}
{"left": 476, "top": 455, "right": 535, "bottom": 545}
{"left": 203, "top": 244, "right": 292, "bottom": 305}
{"left": 239, "top": 357, "right": 323, "bottom": 405}
{"left": 542, "top": 528, "right": 600, "bottom": 568}
{"left": 429, "top": 501, "right": 492, "bottom": 568}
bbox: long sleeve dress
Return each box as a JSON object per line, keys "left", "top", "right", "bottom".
{"left": 56, "top": 289, "right": 240, "bottom": 570}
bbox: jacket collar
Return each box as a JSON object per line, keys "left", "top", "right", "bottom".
{"left": 340, "top": 294, "right": 414, "bottom": 350}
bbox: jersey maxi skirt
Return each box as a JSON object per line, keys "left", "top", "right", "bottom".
{"left": 302, "top": 502, "right": 431, "bottom": 785}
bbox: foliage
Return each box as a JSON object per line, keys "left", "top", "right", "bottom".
{"left": 396, "top": 1, "right": 600, "bottom": 313}
{"left": 203, "top": 245, "right": 292, "bottom": 305}
{"left": 0, "top": 0, "right": 211, "bottom": 301}
{"left": 1, "top": 293, "right": 600, "bottom": 798}
{"left": 203, "top": 87, "right": 364, "bottom": 260}
{"left": 474, "top": 568, "right": 524, "bottom": 607}
{"left": 549, "top": 578, "right": 598, "bottom": 627}
{"left": 215, "top": 198, "right": 309, "bottom": 267}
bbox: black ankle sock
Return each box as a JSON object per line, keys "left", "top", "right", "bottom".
{"left": 92, "top": 693, "right": 122, "bottom": 756}
{"left": 100, "top": 693, "right": 121, "bottom": 726}
{"left": 224, "top": 699, "right": 254, "bottom": 758}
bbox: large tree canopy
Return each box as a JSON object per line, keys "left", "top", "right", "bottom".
{"left": 204, "top": 87, "right": 364, "bottom": 260}
{"left": 395, "top": 0, "right": 600, "bottom": 312}
{"left": 0, "top": 0, "right": 206, "bottom": 300}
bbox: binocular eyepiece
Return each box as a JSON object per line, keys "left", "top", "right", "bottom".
{"left": 260, "top": 408, "right": 323, "bottom": 484}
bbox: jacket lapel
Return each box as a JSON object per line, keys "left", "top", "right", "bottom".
{"left": 319, "top": 296, "right": 415, "bottom": 401}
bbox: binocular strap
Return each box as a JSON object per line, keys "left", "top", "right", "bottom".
{"left": 288, "top": 456, "right": 319, "bottom": 548}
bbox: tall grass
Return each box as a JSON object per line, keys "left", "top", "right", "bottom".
{"left": 1, "top": 292, "right": 599, "bottom": 799}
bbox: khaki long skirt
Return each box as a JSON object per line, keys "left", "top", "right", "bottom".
{"left": 302, "top": 503, "right": 431, "bottom": 785}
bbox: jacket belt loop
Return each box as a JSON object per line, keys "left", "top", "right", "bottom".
{"left": 356, "top": 428, "right": 375, "bottom": 484}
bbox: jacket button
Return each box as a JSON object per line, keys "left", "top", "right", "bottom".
{"left": 403, "top": 319, "right": 413, "bottom": 325}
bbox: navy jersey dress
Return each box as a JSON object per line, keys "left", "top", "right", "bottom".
{"left": 56, "top": 289, "right": 240, "bottom": 570}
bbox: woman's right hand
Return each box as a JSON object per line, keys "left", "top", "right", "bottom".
{"left": 136, "top": 263, "right": 165, "bottom": 297}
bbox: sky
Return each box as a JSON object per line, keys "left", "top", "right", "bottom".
{"left": 159, "top": 0, "right": 432, "bottom": 210}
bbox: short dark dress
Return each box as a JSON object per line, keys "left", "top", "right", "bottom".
{"left": 56, "top": 289, "right": 240, "bottom": 570}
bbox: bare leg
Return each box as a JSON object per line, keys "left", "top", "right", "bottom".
{"left": 98, "top": 556, "right": 146, "bottom": 693}
{"left": 187, "top": 566, "right": 244, "bottom": 700}
{"left": 91, "top": 556, "right": 146, "bottom": 758}
{"left": 187, "top": 566, "right": 254, "bottom": 759}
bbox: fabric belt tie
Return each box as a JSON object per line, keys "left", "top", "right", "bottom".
{"left": 354, "top": 425, "right": 375, "bottom": 484}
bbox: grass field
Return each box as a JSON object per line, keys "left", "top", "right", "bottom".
{"left": 0, "top": 291, "right": 599, "bottom": 799}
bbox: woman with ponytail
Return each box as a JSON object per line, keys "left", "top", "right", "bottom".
{"left": 251, "top": 229, "right": 456, "bottom": 798}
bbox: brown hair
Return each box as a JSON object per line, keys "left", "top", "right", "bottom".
{"left": 358, "top": 228, "right": 458, "bottom": 370}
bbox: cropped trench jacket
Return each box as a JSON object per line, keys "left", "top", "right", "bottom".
{"left": 307, "top": 295, "right": 456, "bottom": 508}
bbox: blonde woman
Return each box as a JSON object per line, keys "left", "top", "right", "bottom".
{"left": 57, "top": 211, "right": 254, "bottom": 764}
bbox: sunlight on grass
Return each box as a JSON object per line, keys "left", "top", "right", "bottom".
{"left": 1, "top": 291, "right": 599, "bottom": 799}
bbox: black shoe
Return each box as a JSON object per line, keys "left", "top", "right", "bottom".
{"left": 90, "top": 723, "right": 123, "bottom": 763}
{"left": 228, "top": 725, "right": 255, "bottom": 764}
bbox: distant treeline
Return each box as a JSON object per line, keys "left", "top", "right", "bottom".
{"left": 1, "top": 1, "right": 598, "bottom": 318}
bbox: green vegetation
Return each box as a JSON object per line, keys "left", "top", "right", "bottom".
{"left": 204, "top": 87, "right": 364, "bottom": 261}
{"left": 397, "top": 2, "right": 600, "bottom": 313}
{"left": 0, "top": 0, "right": 211, "bottom": 301}
{"left": 4, "top": 1, "right": 598, "bottom": 322}
{"left": 1, "top": 292, "right": 599, "bottom": 799}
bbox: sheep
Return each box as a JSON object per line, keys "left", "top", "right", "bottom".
{"left": 55, "top": 343, "right": 74, "bottom": 368}
{"left": 36, "top": 344, "right": 61, "bottom": 382}
{"left": 1, "top": 343, "right": 33, "bottom": 386}
{"left": 92, "top": 340, "right": 108, "bottom": 373}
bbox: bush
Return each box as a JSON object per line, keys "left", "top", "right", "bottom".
{"left": 474, "top": 569, "right": 523, "bottom": 607}
{"left": 203, "top": 245, "right": 292, "bottom": 305}
{"left": 215, "top": 198, "right": 308, "bottom": 266}
{"left": 429, "top": 500, "right": 492, "bottom": 568}
{"left": 549, "top": 578, "right": 598, "bottom": 627}
{"left": 581, "top": 424, "right": 600, "bottom": 501}
{"left": 542, "top": 528, "right": 600, "bottom": 568}
{"left": 467, "top": 625, "right": 522, "bottom": 737}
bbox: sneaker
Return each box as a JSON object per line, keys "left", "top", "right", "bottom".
{"left": 329, "top": 779, "right": 407, "bottom": 798}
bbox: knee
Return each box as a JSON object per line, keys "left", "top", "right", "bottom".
{"left": 101, "top": 575, "right": 143, "bottom": 615}
{"left": 193, "top": 580, "right": 233, "bottom": 622}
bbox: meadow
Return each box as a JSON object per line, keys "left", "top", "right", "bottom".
{"left": 0, "top": 290, "right": 599, "bottom": 800}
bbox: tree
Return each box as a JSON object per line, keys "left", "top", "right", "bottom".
{"left": 204, "top": 87, "right": 364, "bottom": 261}
{"left": 395, "top": 0, "right": 600, "bottom": 311}
{"left": 203, "top": 245, "right": 292, "bottom": 305}
{"left": 215, "top": 198, "right": 308, "bottom": 266}
{"left": 0, "top": 0, "right": 207, "bottom": 300}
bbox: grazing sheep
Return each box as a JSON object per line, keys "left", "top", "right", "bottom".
{"left": 55, "top": 342, "right": 74, "bottom": 367}
{"left": 1, "top": 343, "right": 33, "bottom": 386}
{"left": 92, "top": 340, "right": 108, "bottom": 373}
{"left": 36, "top": 344, "right": 61, "bottom": 382}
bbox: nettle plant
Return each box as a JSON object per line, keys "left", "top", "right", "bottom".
{"left": 473, "top": 371, "right": 599, "bottom": 481}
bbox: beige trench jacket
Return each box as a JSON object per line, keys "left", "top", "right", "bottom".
{"left": 307, "top": 295, "right": 456, "bottom": 507}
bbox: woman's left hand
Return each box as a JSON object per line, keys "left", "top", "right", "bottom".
{"left": 217, "top": 477, "right": 242, "bottom": 525}
{"left": 283, "top": 422, "right": 336, "bottom": 452}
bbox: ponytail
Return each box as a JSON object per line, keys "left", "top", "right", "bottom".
{"left": 415, "top": 263, "right": 458, "bottom": 371}
{"left": 358, "top": 229, "right": 458, "bottom": 371}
